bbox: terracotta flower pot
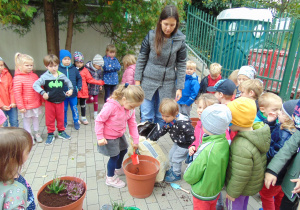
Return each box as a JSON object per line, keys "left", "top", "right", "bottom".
{"left": 123, "top": 155, "right": 160, "bottom": 199}
{"left": 37, "top": 176, "right": 86, "bottom": 210}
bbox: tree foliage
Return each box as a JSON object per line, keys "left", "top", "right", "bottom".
{"left": 0, "top": 0, "right": 37, "bottom": 35}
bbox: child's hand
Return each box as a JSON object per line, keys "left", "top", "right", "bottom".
{"left": 43, "top": 93, "right": 49, "bottom": 100}
{"left": 20, "top": 109, "right": 26, "bottom": 113}
{"left": 267, "top": 112, "right": 278, "bottom": 122}
{"left": 226, "top": 193, "right": 235, "bottom": 201}
{"left": 189, "top": 146, "right": 196, "bottom": 156}
{"left": 133, "top": 143, "right": 138, "bottom": 150}
{"left": 264, "top": 172, "right": 277, "bottom": 189}
{"left": 11, "top": 104, "right": 16, "bottom": 108}
{"left": 66, "top": 89, "right": 73, "bottom": 97}
{"left": 99, "top": 86, "right": 103, "bottom": 91}
{"left": 291, "top": 178, "right": 300, "bottom": 194}
{"left": 2, "top": 105, "right": 11, "bottom": 111}
{"left": 98, "top": 138, "right": 107, "bottom": 146}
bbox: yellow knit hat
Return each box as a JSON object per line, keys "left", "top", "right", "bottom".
{"left": 227, "top": 97, "right": 257, "bottom": 127}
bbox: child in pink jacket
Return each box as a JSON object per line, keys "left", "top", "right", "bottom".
{"left": 95, "top": 83, "right": 144, "bottom": 188}
{"left": 121, "top": 54, "right": 136, "bottom": 85}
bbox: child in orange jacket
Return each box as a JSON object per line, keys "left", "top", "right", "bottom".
{"left": 0, "top": 57, "right": 18, "bottom": 127}
{"left": 73, "top": 52, "right": 104, "bottom": 125}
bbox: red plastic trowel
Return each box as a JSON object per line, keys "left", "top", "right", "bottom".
{"left": 131, "top": 149, "right": 140, "bottom": 165}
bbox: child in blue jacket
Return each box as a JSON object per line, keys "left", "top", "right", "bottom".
{"left": 177, "top": 60, "right": 200, "bottom": 117}
{"left": 59, "top": 49, "right": 82, "bottom": 130}
{"left": 103, "top": 44, "right": 121, "bottom": 102}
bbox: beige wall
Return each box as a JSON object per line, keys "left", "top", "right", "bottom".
{"left": 0, "top": 14, "right": 111, "bottom": 70}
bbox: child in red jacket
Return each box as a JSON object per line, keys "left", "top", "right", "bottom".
{"left": 13, "top": 52, "right": 43, "bottom": 144}
{"left": 73, "top": 52, "right": 104, "bottom": 125}
{"left": 0, "top": 57, "right": 18, "bottom": 127}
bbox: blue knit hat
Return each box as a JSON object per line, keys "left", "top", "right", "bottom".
{"left": 59, "top": 49, "right": 72, "bottom": 62}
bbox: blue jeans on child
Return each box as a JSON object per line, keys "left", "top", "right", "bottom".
{"left": 3, "top": 107, "right": 19, "bottom": 127}
{"left": 107, "top": 149, "right": 127, "bottom": 177}
{"left": 104, "top": 84, "right": 116, "bottom": 103}
{"left": 140, "top": 90, "right": 164, "bottom": 127}
{"left": 64, "top": 97, "right": 79, "bottom": 124}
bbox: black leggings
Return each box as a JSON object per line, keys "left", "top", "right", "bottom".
{"left": 79, "top": 98, "right": 86, "bottom": 117}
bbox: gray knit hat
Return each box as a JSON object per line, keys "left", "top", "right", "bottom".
{"left": 92, "top": 54, "right": 104, "bottom": 66}
{"left": 201, "top": 104, "right": 232, "bottom": 135}
{"left": 282, "top": 99, "right": 299, "bottom": 120}
{"left": 238, "top": 65, "right": 256, "bottom": 79}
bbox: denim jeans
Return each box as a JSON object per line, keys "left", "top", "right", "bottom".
{"left": 64, "top": 97, "right": 79, "bottom": 123}
{"left": 140, "top": 90, "right": 164, "bottom": 127}
{"left": 3, "top": 107, "right": 19, "bottom": 127}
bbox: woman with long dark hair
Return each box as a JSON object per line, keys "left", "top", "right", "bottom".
{"left": 135, "top": 5, "right": 187, "bottom": 126}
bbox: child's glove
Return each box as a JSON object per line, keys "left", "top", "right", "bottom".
{"left": 146, "top": 123, "right": 160, "bottom": 141}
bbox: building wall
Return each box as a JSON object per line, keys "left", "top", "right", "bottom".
{"left": 0, "top": 14, "right": 111, "bottom": 71}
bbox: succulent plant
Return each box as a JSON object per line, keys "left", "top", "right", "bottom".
{"left": 46, "top": 178, "right": 66, "bottom": 194}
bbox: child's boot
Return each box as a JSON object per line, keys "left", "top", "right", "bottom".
{"left": 165, "top": 166, "right": 173, "bottom": 176}
{"left": 105, "top": 175, "right": 126, "bottom": 188}
{"left": 164, "top": 170, "right": 181, "bottom": 183}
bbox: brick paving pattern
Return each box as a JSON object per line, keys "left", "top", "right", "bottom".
{"left": 20, "top": 96, "right": 262, "bottom": 210}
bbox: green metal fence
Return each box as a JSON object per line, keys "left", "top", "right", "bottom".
{"left": 186, "top": 5, "right": 300, "bottom": 100}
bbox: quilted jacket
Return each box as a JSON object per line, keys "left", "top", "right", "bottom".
{"left": 13, "top": 70, "right": 42, "bottom": 110}
{"left": 121, "top": 64, "right": 136, "bottom": 85}
{"left": 78, "top": 67, "right": 104, "bottom": 99}
{"left": 267, "top": 130, "right": 300, "bottom": 202}
{"left": 225, "top": 125, "right": 271, "bottom": 198}
{"left": 0, "top": 68, "right": 15, "bottom": 108}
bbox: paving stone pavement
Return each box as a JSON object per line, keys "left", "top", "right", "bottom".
{"left": 19, "top": 97, "right": 263, "bottom": 210}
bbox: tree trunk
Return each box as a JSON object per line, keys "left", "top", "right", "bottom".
{"left": 65, "top": 0, "right": 77, "bottom": 52}
{"left": 43, "top": 0, "right": 57, "bottom": 56}
{"left": 53, "top": 0, "right": 60, "bottom": 57}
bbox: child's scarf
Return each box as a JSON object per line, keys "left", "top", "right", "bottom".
{"left": 163, "top": 114, "right": 179, "bottom": 129}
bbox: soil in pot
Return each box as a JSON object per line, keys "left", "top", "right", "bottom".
{"left": 38, "top": 180, "right": 86, "bottom": 207}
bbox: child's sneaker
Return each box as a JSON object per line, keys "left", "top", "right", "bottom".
{"left": 34, "top": 132, "right": 43, "bottom": 143}
{"left": 105, "top": 175, "right": 126, "bottom": 188}
{"left": 165, "top": 167, "right": 173, "bottom": 176}
{"left": 114, "top": 168, "right": 125, "bottom": 176}
{"left": 45, "top": 134, "right": 55, "bottom": 145}
{"left": 164, "top": 170, "right": 181, "bottom": 183}
{"left": 74, "top": 121, "right": 80, "bottom": 130}
{"left": 81, "top": 117, "right": 89, "bottom": 125}
{"left": 58, "top": 131, "right": 71, "bottom": 140}
{"left": 64, "top": 122, "right": 68, "bottom": 128}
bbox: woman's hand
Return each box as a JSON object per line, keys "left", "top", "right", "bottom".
{"left": 264, "top": 172, "right": 277, "bottom": 189}
{"left": 291, "top": 178, "right": 300, "bottom": 194}
{"left": 20, "top": 109, "right": 26, "bottom": 113}
{"left": 11, "top": 104, "right": 17, "bottom": 108}
{"left": 175, "top": 89, "right": 182, "bottom": 101}
{"left": 98, "top": 138, "right": 107, "bottom": 146}
{"left": 135, "top": 81, "right": 141, "bottom": 86}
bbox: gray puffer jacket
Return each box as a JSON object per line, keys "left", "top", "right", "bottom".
{"left": 135, "top": 30, "right": 187, "bottom": 101}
